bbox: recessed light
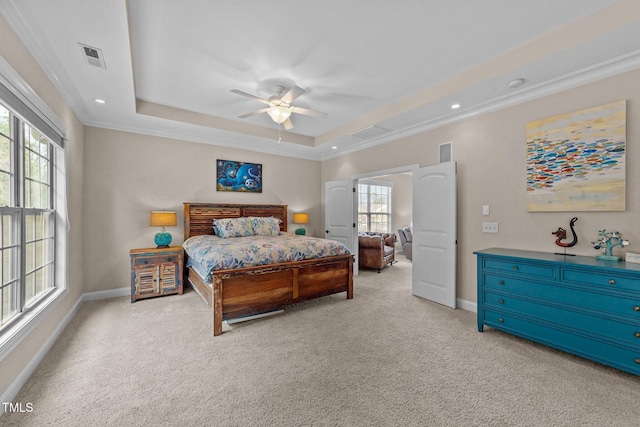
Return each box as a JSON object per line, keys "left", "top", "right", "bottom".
{"left": 332, "top": 146, "right": 338, "bottom": 150}
{"left": 94, "top": 98, "right": 106, "bottom": 104}
{"left": 451, "top": 103, "right": 461, "bottom": 109}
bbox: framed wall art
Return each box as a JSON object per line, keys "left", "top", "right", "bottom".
{"left": 526, "top": 100, "right": 626, "bottom": 212}
{"left": 216, "top": 159, "right": 262, "bottom": 193}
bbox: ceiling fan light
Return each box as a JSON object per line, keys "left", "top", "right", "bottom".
{"left": 267, "top": 106, "right": 291, "bottom": 124}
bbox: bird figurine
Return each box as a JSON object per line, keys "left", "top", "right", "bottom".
{"left": 551, "top": 217, "right": 578, "bottom": 248}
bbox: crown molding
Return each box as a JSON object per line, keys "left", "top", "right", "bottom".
{"left": 320, "top": 49, "right": 640, "bottom": 161}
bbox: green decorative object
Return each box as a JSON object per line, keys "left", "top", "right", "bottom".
{"left": 154, "top": 231, "right": 172, "bottom": 248}
{"left": 295, "top": 227, "right": 306, "bottom": 235}
{"left": 591, "top": 229, "right": 629, "bottom": 261}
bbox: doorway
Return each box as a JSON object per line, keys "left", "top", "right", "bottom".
{"left": 326, "top": 162, "right": 457, "bottom": 308}
{"left": 356, "top": 169, "right": 415, "bottom": 265}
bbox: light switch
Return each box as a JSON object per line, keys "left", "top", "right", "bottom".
{"left": 482, "top": 205, "right": 490, "bottom": 215}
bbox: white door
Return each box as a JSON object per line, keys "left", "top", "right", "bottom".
{"left": 325, "top": 180, "right": 357, "bottom": 271}
{"left": 412, "top": 162, "right": 457, "bottom": 308}
{"left": 324, "top": 180, "right": 355, "bottom": 249}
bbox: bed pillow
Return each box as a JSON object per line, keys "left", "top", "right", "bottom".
{"left": 213, "top": 217, "right": 254, "bottom": 238}
{"left": 251, "top": 216, "right": 282, "bottom": 236}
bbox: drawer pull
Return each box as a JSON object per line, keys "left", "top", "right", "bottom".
{"left": 513, "top": 266, "right": 518, "bottom": 271}
{"left": 498, "top": 318, "right": 504, "bottom": 323}
{"left": 499, "top": 299, "right": 504, "bottom": 304}
{"left": 635, "top": 332, "right": 640, "bottom": 338}
{"left": 608, "top": 279, "right": 616, "bottom": 285}
{"left": 499, "top": 280, "right": 505, "bottom": 285}
{"left": 634, "top": 306, "right": 640, "bottom": 312}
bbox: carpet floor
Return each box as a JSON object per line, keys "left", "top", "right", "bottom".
{"left": 2, "top": 259, "right": 640, "bottom": 426}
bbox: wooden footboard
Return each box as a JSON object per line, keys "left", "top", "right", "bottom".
{"left": 186, "top": 254, "right": 353, "bottom": 336}
{"left": 183, "top": 203, "right": 354, "bottom": 336}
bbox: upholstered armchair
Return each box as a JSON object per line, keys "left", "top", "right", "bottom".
{"left": 358, "top": 232, "right": 396, "bottom": 272}
{"left": 397, "top": 227, "right": 413, "bottom": 260}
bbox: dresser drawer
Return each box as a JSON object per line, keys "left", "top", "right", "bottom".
{"left": 484, "top": 291, "right": 640, "bottom": 348}
{"left": 562, "top": 268, "right": 640, "bottom": 293}
{"left": 483, "top": 273, "right": 640, "bottom": 320}
{"left": 133, "top": 255, "right": 180, "bottom": 266}
{"left": 482, "top": 259, "right": 555, "bottom": 279}
{"left": 483, "top": 309, "right": 640, "bottom": 375}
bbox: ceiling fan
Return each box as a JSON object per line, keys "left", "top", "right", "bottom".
{"left": 231, "top": 85, "right": 327, "bottom": 130}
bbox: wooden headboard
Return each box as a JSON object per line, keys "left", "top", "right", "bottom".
{"left": 183, "top": 203, "right": 288, "bottom": 239}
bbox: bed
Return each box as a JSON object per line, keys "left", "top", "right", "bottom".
{"left": 183, "top": 203, "right": 354, "bottom": 336}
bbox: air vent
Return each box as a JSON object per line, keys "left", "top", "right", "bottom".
{"left": 439, "top": 142, "right": 453, "bottom": 163}
{"left": 78, "top": 43, "right": 106, "bottom": 69}
{"left": 350, "top": 125, "right": 390, "bottom": 139}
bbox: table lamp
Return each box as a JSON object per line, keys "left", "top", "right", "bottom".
{"left": 293, "top": 213, "right": 309, "bottom": 235}
{"left": 150, "top": 211, "right": 177, "bottom": 247}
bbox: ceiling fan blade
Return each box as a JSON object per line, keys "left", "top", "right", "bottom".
{"left": 283, "top": 117, "right": 294, "bottom": 130}
{"left": 281, "top": 86, "right": 305, "bottom": 104}
{"left": 231, "top": 89, "right": 270, "bottom": 105}
{"left": 238, "top": 108, "right": 269, "bottom": 118}
{"left": 291, "top": 106, "right": 328, "bottom": 119}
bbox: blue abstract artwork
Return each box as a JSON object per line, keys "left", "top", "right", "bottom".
{"left": 216, "top": 159, "right": 262, "bottom": 193}
{"left": 526, "top": 100, "right": 626, "bottom": 212}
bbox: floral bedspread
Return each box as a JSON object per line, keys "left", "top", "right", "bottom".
{"left": 183, "top": 234, "right": 351, "bottom": 283}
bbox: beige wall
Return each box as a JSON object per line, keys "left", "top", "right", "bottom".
{"left": 322, "top": 68, "right": 640, "bottom": 303}
{"left": 0, "top": 14, "right": 85, "bottom": 395}
{"left": 82, "top": 127, "right": 321, "bottom": 293}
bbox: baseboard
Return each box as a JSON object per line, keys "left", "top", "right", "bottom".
{"left": 1, "top": 286, "right": 129, "bottom": 414}
{"left": 457, "top": 297, "right": 477, "bottom": 313}
{"left": 82, "top": 287, "right": 129, "bottom": 301}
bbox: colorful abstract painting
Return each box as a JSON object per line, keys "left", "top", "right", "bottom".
{"left": 526, "top": 100, "right": 626, "bottom": 212}
{"left": 216, "top": 159, "right": 262, "bottom": 193}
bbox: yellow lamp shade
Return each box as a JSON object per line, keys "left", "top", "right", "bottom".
{"left": 150, "top": 211, "right": 177, "bottom": 227}
{"left": 293, "top": 213, "right": 309, "bottom": 224}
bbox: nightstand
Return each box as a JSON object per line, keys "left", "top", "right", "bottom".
{"left": 130, "top": 246, "right": 184, "bottom": 302}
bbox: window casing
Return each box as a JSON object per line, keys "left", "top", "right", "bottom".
{"left": 358, "top": 182, "right": 392, "bottom": 233}
{"left": 0, "top": 102, "right": 56, "bottom": 332}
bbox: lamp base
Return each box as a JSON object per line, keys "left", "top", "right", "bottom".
{"left": 154, "top": 232, "right": 172, "bottom": 248}
{"left": 295, "top": 227, "right": 306, "bottom": 235}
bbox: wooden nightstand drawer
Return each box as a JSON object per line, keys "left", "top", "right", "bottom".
{"left": 133, "top": 255, "right": 179, "bottom": 266}
{"left": 130, "top": 246, "right": 184, "bottom": 302}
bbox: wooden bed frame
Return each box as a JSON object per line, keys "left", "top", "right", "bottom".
{"left": 183, "top": 203, "right": 354, "bottom": 336}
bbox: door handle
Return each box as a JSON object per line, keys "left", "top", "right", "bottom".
{"left": 325, "top": 230, "right": 329, "bottom": 233}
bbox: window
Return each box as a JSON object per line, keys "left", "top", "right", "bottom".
{"left": 0, "top": 102, "right": 56, "bottom": 331}
{"left": 358, "top": 181, "right": 392, "bottom": 233}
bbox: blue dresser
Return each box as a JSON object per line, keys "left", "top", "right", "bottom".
{"left": 474, "top": 248, "right": 640, "bottom": 375}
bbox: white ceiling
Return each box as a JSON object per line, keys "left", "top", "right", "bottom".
{"left": 2, "top": 0, "right": 640, "bottom": 160}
